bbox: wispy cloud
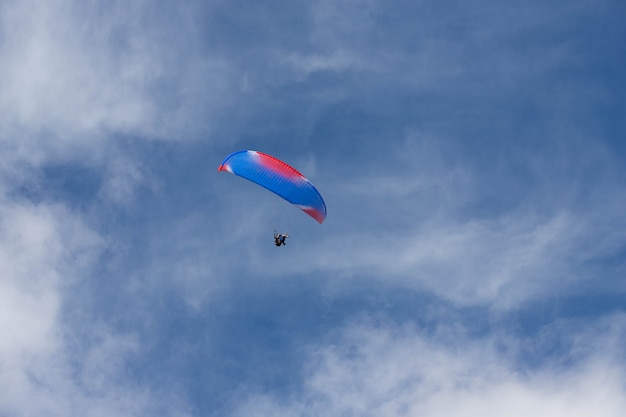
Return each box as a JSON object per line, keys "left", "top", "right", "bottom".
{"left": 0, "top": 193, "right": 157, "bottom": 416}
{"left": 0, "top": 0, "right": 243, "bottom": 151}
{"left": 232, "top": 315, "right": 626, "bottom": 417}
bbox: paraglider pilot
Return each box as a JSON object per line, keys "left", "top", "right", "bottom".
{"left": 274, "top": 231, "right": 289, "bottom": 246}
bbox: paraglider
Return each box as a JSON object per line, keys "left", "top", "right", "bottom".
{"left": 218, "top": 150, "right": 327, "bottom": 224}
{"left": 274, "top": 231, "right": 289, "bottom": 246}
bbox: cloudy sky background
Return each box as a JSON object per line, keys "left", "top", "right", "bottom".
{"left": 1, "top": 0, "right": 625, "bottom": 415}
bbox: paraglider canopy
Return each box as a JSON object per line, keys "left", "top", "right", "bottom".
{"left": 218, "top": 150, "right": 326, "bottom": 224}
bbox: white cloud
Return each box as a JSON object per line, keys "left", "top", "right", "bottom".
{"left": 0, "top": 2, "right": 251, "bottom": 409}
{"left": 0, "top": 0, "right": 240, "bottom": 151}
{"left": 232, "top": 316, "right": 626, "bottom": 417}
{"left": 0, "top": 0, "right": 238, "bottom": 217}
{"left": 0, "top": 192, "right": 189, "bottom": 416}
{"left": 0, "top": 0, "right": 151, "bottom": 140}
{"left": 0, "top": 198, "right": 98, "bottom": 350}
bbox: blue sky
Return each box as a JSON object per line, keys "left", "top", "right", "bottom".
{"left": 1, "top": 0, "right": 625, "bottom": 415}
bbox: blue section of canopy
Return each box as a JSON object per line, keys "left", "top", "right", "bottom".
{"left": 218, "top": 150, "right": 326, "bottom": 223}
